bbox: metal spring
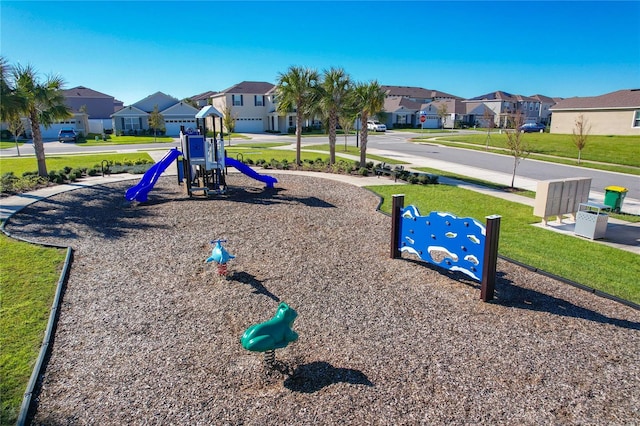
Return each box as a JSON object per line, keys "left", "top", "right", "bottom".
{"left": 264, "top": 349, "right": 275, "bottom": 368}
{"left": 216, "top": 263, "right": 228, "bottom": 276}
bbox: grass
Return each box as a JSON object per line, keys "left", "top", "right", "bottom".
{"left": 0, "top": 153, "right": 153, "bottom": 177}
{"left": 413, "top": 133, "right": 640, "bottom": 174}
{"left": 369, "top": 184, "right": 640, "bottom": 305}
{"left": 0, "top": 233, "right": 66, "bottom": 425}
{"left": 302, "top": 144, "right": 409, "bottom": 164}
{"left": 78, "top": 134, "right": 174, "bottom": 146}
{"left": 0, "top": 140, "right": 26, "bottom": 150}
{"left": 223, "top": 143, "right": 403, "bottom": 165}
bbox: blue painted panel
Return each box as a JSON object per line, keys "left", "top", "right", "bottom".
{"left": 188, "top": 135, "right": 205, "bottom": 159}
{"left": 399, "top": 205, "right": 486, "bottom": 281}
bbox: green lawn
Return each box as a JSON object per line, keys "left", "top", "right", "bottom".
{"left": 0, "top": 234, "right": 66, "bottom": 425}
{"left": 415, "top": 133, "right": 640, "bottom": 170}
{"left": 78, "top": 134, "right": 174, "bottom": 146}
{"left": 0, "top": 153, "right": 153, "bottom": 177}
{"left": 370, "top": 184, "right": 640, "bottom": 305}
{"left": 302, "top": 144, "right": 409, "bottom": 164}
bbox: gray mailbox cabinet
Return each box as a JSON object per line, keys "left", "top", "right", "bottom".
{"left": 574, "top": 202, "right": 609, "bottom": 240}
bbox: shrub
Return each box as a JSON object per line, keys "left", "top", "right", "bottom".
{"left": 71, "top": 168, "right": 84, "bottom": 179}
{"left": 63, "top": 166, "right": 73, "bottom": 175}
{"left": 358, "top": 167, "right": 369, "bottom": 176}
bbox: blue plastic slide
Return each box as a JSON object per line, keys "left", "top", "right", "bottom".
{"left": 125, "top": 148, "right": 182, "bottom": 202}
{"left": 225, "top": 157, "right": 277, "bottom": 188}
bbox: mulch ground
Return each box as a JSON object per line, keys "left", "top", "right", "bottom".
{"left": 5, "top": 174, "right": 639, "bottom": 425}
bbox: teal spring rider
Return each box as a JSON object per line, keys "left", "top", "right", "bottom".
{"left": 205, "top": 239, "right": 235, "bottom": 276}
{"left": 241, "top": 302, "right": 299, "bottom": 367}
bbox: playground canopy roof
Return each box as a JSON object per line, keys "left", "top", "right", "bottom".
{"left": 196, "top": 105, "right": 224, "bottom": 119}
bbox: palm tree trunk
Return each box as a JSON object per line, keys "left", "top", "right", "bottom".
{"left": 359, "top": 113, "right": 368, "bottom": 167}
{"left": 295, "top": 114, "right": 303, "bottom": 166}
{"left": 328, "top": 112, "right": 337, "bottom": 165}
{"left": 29, "top": 109, "right": 48, "bottom": 177}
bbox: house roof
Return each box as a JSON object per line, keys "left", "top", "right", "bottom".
{"left": 426, "top": 99, "right": 468, "bottom": 114}
{"left": 550, "top": 89, "right": 640, "bottom": 110}
{"left": 383, "top": 96, "right": 423, "bottom": 113}
{"left": 466, "top": 90, "right": 518, "bottom": 101}
{"left": 132, "top": 92, "right": 180, "bottom": 112}
{"left": 381, "top": 85, "right": 461, "bottom": 100}
{"left": 529, "top": 94, "right": 556, "bottom": 104}
{"left": 63, "top": 86, "right": 114, "bottom": 99}
{"left": 111, "top": 105, "right": 148, "bottom": 117}
{"left": 190, "top": 91, "right": 217, "bottom": 101}
{"left": 218, "top": 81, "right": 275, "bottom": 94}
{"left": 161, "top": 101, "right": 199, "bottom": 116}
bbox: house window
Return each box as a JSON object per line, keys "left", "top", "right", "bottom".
{"left": 288, "top": 116, "right": 294, "bottom": 127}
{"left": 634, "top": 110, "right": 640, "bottom": 127}
{"left": 255, "top": 95, "right": 264, "bottom": 106}
{"left": 232, "top": 94, "right": 243, "bottom": 106}
{"left": 124, "top": 117, "right": 140, "bottom": 131}
{"left": 529, "top": 103, "right": 533, "bottom": 111}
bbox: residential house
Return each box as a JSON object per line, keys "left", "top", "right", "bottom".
{"left": 549, "top": 89, "right": 640, "bottom": 135}
{"left": 14, "top": 86, "right": 122, "bottom": 139}
{"left": 111, "top": 92, "right": 200, "bottom": 136}
{"left": 381, "top": 85, "right": 462, "bottom": 128}
{"left": 209, "top": 81, "right": 276, "bottom": 133}
{"left": 463, "top": 91, "right": 545, "bottom": 128}
{"left": 189, "top": 91, "right": 217, "bottom": 108}
{"left": 529, "top": 94, "right": 557, "bottom": 125}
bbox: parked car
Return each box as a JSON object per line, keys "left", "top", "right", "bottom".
{"left": 58, "top": 128, "right": 78, "bottom": 142}
{"left": 367, "top": 120, "right": 386, "bottom": 132}
{"left": 518, "top": 122, "right": 546, "bottom": 133}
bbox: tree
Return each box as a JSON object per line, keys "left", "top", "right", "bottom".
{"left": 79, "top": 104, "right": 90, "bottom": 138}
{"left": 11, "top": 63, "right": 71, "bottom": 177}
{"left": 275, "top": 66, "right": 319, "bottom": 166}
{"left": 483, "top": 106, "right": 495, "bottom": 150}
{"left": 7, "top": 115, "right": 25, "bottom": 156}
{"left": 0, "top": 57, "right": 24, "bottom": 123}
{"left": 338, "top": 107, "right": 358, "bottom": 152}
{"left": 353, "top": 80, "right": 385, "bottom": 167}
{"left": 437, "top": 103, "right": 449, "bottom": 129}
{"left": 148, "top": 104, "right": 165, "bottom": 142}
{"left": 318, "top": 67, "right": 352, "bottom": 165}
{"left": 223, "top": 105, "right": 237, "bottom": 146}
{"left": 504, "top": 113, "right": 531, "bottom": 188}
{"left": 572, "top": 114, "right": 591, "bottom": 164}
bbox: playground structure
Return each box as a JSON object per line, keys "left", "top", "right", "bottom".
{"left": 390, "top": 194, "right": 501, "bottom": 302}
{"left": 180, "top": 105, "right": 277, "bottom": 197}
{"left": 241, "top": 302, "right": 299, "bottom": 368}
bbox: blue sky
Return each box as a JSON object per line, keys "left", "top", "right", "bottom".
{"left": 2, "top": 1, "right": 639, "bottom": 105}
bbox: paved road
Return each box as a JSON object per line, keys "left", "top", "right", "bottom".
{"left": 2, "top": 132, "right": 638, "bottom": 201}
{"left": 364, "top": 132, "right": 640, "bottom": 200}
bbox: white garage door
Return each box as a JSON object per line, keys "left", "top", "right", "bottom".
{"left": 235, "top": 117, "right": 264, "bottom": 133}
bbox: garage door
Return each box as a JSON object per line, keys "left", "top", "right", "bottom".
{"left": 235, "top": 118, "right": 264, "bottom": 133}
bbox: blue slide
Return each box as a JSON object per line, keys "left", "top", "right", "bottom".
{"left": 225, "top": 157, "right": 277, "bottom": 188}
{"left": 125, "top": 148, "right": 182, "bottom": 202}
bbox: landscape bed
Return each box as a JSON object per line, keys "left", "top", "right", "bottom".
{"left": 4, "top": 175, "right": 639, "bottom": 425}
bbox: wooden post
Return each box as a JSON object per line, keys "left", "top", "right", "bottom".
{"left": 480, "top": 215, "right": 501, "bottom": 302}
{"left": 390, "top": 194, "right": 404, "bottom": 259}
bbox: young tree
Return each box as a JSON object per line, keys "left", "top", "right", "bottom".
{"left": 79, "top": 104, "right": 90, "bottom": 138}
{"left": 275, "top": 66, "right": 320, "bottom": 166}
{"left": 437, "top": 103, "right": 449, "bottom": 129}
{"left": 222, "top": 105, "right": 237, "bottom": 146}
{"left": 572, "top": 114, "right": 591, "bottom": 164}
{"left": 7, "top": 115, "right": 25, "bottom": 156}
{"left": 504, "top": 113, "right": 531, "bottom": 188}
{"left": 353, "top": 80, "right": 385, "bottom": 167}
{"left": 483, "top": 106, "right": 495, "bottom": 150}
{"left": 11, "top": 63, "right": 71, "bottom": 177}
{"left": 148, "top": 104, "right": 165, "bottom": 142}
{"left": 318, "top": 67, "right": 352, "bottom": 165}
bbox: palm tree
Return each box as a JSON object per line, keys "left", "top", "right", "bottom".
{"left": 353, "top": 80, "right": 385, "bottom": 167}
{"left": 12, "top": 63, "right": 71, "bottom": 177}
{"left": 0, "top": 57, "right": 24, "bottom": 124}
{"left": 318, "top": 67, "right": 351, "bottom": 165}
{"left": 275, "top": 66, "right": 319, "bottom": 166}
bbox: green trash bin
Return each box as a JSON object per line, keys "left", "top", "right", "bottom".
{"left": 603, "top": 185, "right": 628, "bottom": 212}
